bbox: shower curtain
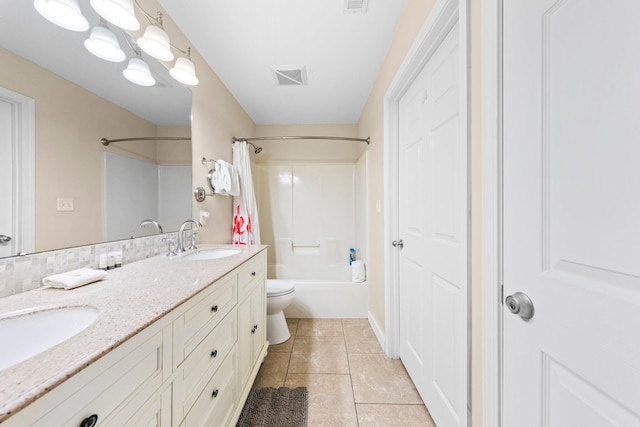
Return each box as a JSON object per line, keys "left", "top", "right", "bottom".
{"left": 232, "top": 141, "right": 261, "bottom": 245}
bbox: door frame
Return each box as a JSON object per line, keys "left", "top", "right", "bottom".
{"left": 382, "top": 0, "right": 470, "bottom": 407}
{"left": 0, "top": 87, "right": 35, "bottom": 255}
{"left": 482, "top": 0, "right": 503, "bottom": 425}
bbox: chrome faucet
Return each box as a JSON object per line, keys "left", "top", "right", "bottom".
{"left": 139, "top": 219, "right": 163, "bottom": 234}
{"left": 177, "top": 220, "right": 201, "bottom": 253}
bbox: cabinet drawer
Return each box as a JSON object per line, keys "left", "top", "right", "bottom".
{"left": 181, "top": 310, "right": 237, "bottom": 413}
{"left": 182, "top": 274, "right": 236, "bottom": 358}
{"left": 183, "top": 348, "right": 237, "bottom": 427}
{"left": 237, "top": 253, "right": 265, "bottom": 300}
{"left": 32, "top": 331, "right": 165, "bottom": 427}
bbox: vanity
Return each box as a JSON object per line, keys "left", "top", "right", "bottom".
{"left": 0, "top": 245, "right": 267, "bottom": 426}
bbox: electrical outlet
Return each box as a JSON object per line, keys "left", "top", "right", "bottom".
{"left": 56, "top": 198, "right": 74, "bottom": 212}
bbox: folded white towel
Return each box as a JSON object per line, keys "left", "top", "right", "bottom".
{"left": 42, "top": 268, "right": 107, "bottom": 290}
{"left": 211, "top": 160, "right": 240, "bottom": 196}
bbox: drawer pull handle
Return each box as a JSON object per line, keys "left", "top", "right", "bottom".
{"left": 80, "top": 414, "right": 99, "bottom": 427}
{"left": 212, "top": 389, "right": 219, "bottom": 398}
{"left": 251, "top": 271, "right": 256, "bottom": 276}
{"left": 251, "top": 324, "right": 258, "bottom": 334}
{"left": 211, "top": 349, "right": 218, "bottom": 358}
{"left": 211, "top": 305, "right": 218, "bottom": 313}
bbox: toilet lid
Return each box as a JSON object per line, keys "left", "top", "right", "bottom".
{"left": 267, "top": 279, "right": 294, "bottom": 297}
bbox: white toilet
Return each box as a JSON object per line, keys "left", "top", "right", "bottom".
{"left": 266, "top": 279, "right": 295, "bottom": 345}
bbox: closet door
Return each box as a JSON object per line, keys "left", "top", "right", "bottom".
{"left": 398, "top": 22, "right": 467, "bottom": 427}
{"left": 503, "top": 0, "right": 640, "bottom": 424}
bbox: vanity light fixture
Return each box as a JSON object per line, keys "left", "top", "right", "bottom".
{"left": 123, "top": 54, "right": 155, "bottom": 86}
{"left": 137, "top": 12, "right": 174, "bottom": 62}
{"left": 33, "top": 0, "right": 90, "bottom": 32}
{"left": 170, "top": 47, "right": 199, "bottom": 86}
{"left": 84, "top": 19, "right": 126, "bottom": 62}
{"left": 90, "top": 0, "right": 140, "bottom": 31}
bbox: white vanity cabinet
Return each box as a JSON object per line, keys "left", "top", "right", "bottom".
{"left": 2, "top": 249, "right": 268, "bottom": 427}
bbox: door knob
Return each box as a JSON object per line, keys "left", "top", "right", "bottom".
{"left": 505, "top": 292, "right": 535, "bottom": 320}
{"left": 0, "top": 235, "right": 11, "bottom": 243}
{"left": 392, "top": 239, "right": 404, "bottom": 249}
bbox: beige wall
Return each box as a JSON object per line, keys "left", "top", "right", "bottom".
{"left": 357, "top": 0, "right": 484, "bottom": 425}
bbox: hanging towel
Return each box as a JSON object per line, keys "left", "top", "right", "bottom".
{"left": 351, "top": 260, "right": 366, "bottom": 283}
{"left": 210, "top": 160, "right": 240, "bottom": 196}
{"left": 42, "top": 268, "right": 107, "bottom": 290}
{"left": 232, "top": 141, "right": 261, "bottom": 245}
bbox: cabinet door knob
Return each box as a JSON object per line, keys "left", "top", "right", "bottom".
{"left": 212, "top": 389, "right": 219, "bottom": 398}
{"left": 251, "top": 271, "right": 256, "bottom": 276}
{"left": 211, "top": 305, "right": 218, "bottom": 313}
{"left": 211, "top": 349, "right": 218, "bottom": 358}
{"left": 80, "top": 414, "right": 98, "bottom": 427}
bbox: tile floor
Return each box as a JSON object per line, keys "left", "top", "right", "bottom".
{"left": 252, "top": 318, "right": 436, "bottom": 426}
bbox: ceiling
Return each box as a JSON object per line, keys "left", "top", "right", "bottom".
{"left": 158, "top": 0, "right": 408, "bottom": 124}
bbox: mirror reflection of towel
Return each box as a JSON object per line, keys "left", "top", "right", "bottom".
{"left": 211, "top": 160, "right": 240, "bottom": 196}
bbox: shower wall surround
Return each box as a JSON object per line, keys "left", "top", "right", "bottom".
{"left": 257, "top": 155, "right": 367, "bottom": 280}
{"left": 0, "top": 232, "right": 177, "bottom": 298}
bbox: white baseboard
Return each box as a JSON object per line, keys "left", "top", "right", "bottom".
{"left": 368, "top": 311, "right": 392, "bottom": 357}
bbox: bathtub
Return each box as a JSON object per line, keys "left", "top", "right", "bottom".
{"left": 282, "top": 280, "right": 368, "bottom": 319}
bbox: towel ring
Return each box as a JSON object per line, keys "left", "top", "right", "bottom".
{"left": 195, "top": 161, "right": 219, "bottom": 202}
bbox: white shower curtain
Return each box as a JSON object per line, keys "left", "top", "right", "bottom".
{"left": 232, "top": 141, "right": 261, "bottom": 245}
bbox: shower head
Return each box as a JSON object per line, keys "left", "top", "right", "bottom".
{"left": 247, "top": 141, "right": 263, "bottom": 154}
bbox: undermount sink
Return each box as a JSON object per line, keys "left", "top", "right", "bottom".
{"left": 183, "top": 248, "right": 241, "bottom": 261}
{"left": 0, "top": 306, "right": 99, "bottom": 371}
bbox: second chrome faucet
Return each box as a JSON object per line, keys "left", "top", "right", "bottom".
{"left": 177, "top": 220, "right": 202, "bottom": 253}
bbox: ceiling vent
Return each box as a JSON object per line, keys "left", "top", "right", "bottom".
{"left": 271, "top": 66, "right": 307, "bottom": 86}
{"left": 344, "top": 0, "right": 369, "bottom": 13}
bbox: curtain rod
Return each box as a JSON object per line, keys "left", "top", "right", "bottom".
{"left": 101, "top": 136, "right": 191, "bottom": 146}
{"left": 232, "top": 136, "right": 370, "bottom": 145}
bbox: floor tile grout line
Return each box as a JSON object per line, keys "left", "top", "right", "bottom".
{"left": 343, "top": 319, "right": 362, "bottom": 426}
{"left": 282, "top": 318, "right": 298, "bottom": 387}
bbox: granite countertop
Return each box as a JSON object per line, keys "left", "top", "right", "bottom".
{"left": 0, "top": 244, "right": 267, "bottom": 422}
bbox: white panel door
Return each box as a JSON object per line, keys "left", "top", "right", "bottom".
{"left": 504, "top": 0, "right": 640, "bottom": 424}
{"left": 0, "top": 99, "right": 13, "bottom": 257}
{"left": 398, "top": 23, "right": 467, "bottom": 427}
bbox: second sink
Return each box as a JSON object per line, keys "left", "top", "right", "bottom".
{"left": 183, "top": 248, "right": 241, "bottom": 261}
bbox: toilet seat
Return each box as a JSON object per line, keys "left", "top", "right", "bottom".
{"left": 267, "top": 279, "right": 295, "bottom": 298}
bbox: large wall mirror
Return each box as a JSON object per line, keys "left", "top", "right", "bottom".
{"left": 0, "top": 0, "right": 192, "bottom": 259}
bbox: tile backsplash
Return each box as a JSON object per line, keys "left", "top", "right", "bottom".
{"left": 0, "top": 233, "right": 177, "bottom": 298}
